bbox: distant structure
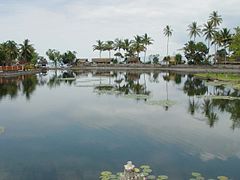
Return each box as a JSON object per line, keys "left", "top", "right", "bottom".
{"left": 127, "top": 57, "right": 141, "bottom": 64}
{"left": 92, "top": 58, "right": 112, "bottom": 65}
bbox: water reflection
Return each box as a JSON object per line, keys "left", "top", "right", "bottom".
{"left": 1, "top": 70, "right": 240, "bottom": 130}
{"left": 1, "top": 70, "right": 240, "bottom": 179}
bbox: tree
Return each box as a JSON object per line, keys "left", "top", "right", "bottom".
{"left": 122, "top": 39, "right": 133, "bottom": 58}
{"left": 163, "top": 25, "right": 173, "bottom": 56}
{"left": 187, "top": 22, "right": 202, "bottom": 42}
{"left": 19, "top": 39, "right": 35, "bottom": 64}
{"left": 132, "top": 35, "right": 144, "bottom": 60}
{"left": 1, "top": 40, "right": 18, "bottom": 65}
{"left": 219, "top": 28, "right": 232, "bottom": 64}
{"left": 209, "top": 11, "right": 223, "bottom": 28}
{"left": 175, "top": 54, "right": 182, "bottom": 64}
{"left": 183, "top": 41, "right": 209, "bottom": 65}
{"left": 229, "top": 26, "right": 240, "bottom": 59}
{"left": 93, "top": 40, "right": 104, "bottom": 58}
{"left": 104, "top": 41, "right": 114, "bottom": 58}
{"left": 61, "top": 51, "right": 76, "bottom": 64}
{"left": 202, "top": 21, "right": 216, "bottom": 50}
{"left": 46, "top": 49, "right": 61, "bottom": 67}
{"left": 142, "top": 33, "right": 154, "bottom": 63}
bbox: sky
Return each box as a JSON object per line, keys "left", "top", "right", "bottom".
{"left": 0, "top": 0, "right": 239, "bottom": 59}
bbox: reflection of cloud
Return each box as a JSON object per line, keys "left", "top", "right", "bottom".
{"left": 200, "top": 152, "right": 227, "bottom": 162}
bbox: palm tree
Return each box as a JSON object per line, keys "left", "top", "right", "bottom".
{"left": 202, "top": 21, "right": 217, "bottom": 50}
{"left": 187, "top": 22, "right": 202, "bottom": 42}
{"left": 219, "top": 28, "right": 232, "bottom": 64}
{"left": 19, "top": 39, "right": 35, "bottom": 64}
{"left": 142, "top": 33, "right": 154, "bottom": 63}
{"left": 212, "top": 31, "right": 222, "bottom": 63}
{"left": 104, "top": 41, "right": 114, "bottom": 58}
{"left": 209, "top": 11, "right": 223, "bottom": 28}
{"left": 114, "top": 38, "right": 123, "bottom": 53}
{"left": 122, "top": 39, "right": 133, "bottom": 58}
{"left": 93, "top": 40, "right": 104, "bottom": 58}
{"left": 46, "top": 49, "right": 61, "bottom": 68}
{"left": 2, "top": 40, "right": 18, "bottom": 65}
{"left": 132, "top": 35, "right": 144, "bottom": 60}
{"left": 163, "top": 25, "right": 173, "bottom": 56}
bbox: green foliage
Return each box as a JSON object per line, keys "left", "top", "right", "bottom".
{"left": 19, "top": 39, "right": 36, "bottom": 64}
{"left": 229, "top": 26, "right": 240, "bottom": 58}
{"left": 0, "top": 40, "right": 18, "bottom": 65}
{"left": 46, "top": 49, "right": 61, "bottom": 67}
{"left": 61, "top": 50, "right": 76, "bottom": 64}
{"left": 184, "top": 41, "right": 209, "bottom": 64}
{"left": 149, "top": 54, "right": 160, "bottom": 64}
{"left": 175, "top": 54, "right": 182, "bottom": 64}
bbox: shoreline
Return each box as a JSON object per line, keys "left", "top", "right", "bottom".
{"left": 0, "top": 64, "right": 240, "bottom": 77}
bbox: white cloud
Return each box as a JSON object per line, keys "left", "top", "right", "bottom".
{"left": 0, "top": 0, "right": 239, "bottom": 58}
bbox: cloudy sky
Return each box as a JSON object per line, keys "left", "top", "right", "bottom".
{"left": 0, "top": 0, "right": 239, "bottom": 59}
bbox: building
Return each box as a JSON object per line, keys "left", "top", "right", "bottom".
{"left": 92, "top": 58, "right": 112, "bottom": 65}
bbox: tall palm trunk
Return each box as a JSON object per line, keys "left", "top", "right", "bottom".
{"left": 167, "top": 36, "right": 169, "bottom": 56}
{"left": 109, "top": 51, "right": 111, "bottom": 58}
{"left": 99, "top": 51, "right": 102, "bottom": 58}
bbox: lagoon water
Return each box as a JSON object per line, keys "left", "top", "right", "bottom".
{"left": 0, "top": 70, "right": 240, "bottom": 180}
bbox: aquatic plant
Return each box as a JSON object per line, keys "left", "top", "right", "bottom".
{"left": 99, "top": 162, "right": 231, "bottom": 180}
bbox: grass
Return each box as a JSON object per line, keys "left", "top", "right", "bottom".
{"left": 195, "top": 73, "right": 240, "bottom": 90}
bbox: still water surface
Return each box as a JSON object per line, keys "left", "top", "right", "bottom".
{"left": 0, "top": 70, "right": 240, "bottom": 179}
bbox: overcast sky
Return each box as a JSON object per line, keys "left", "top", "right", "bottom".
{"left": 0, "top": 0, "right": 239, "bottom": 59}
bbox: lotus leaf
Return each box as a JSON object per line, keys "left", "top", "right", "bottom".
{"left": 192, "top": 172, "right": 201, "bottom": 177}
{"left": 147, "top": 175, "right": 156, "bottom": 179}
{"left": 134, "top": 168, "right": 140, "bottom": 173}
{"left": 157, "top": 175, "right": 168, "bottom": 180}
{"left": 101, "top": 171, "right": 112, "bottom": 176}
{"left": 217, "top": 176, "right": 228, "bottom": 180}
{"left": 140, "top": 165, "right": 151, "bottom": 169}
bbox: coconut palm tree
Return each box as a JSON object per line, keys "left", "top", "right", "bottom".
{"left": 93, "top": 40, "right": 104, "bottom": 58}
{"left": 104, "top": 41, "right": 114, "bottom": 58}
{"left": 219, "top": 28, "right": 232, "bottom": 64}
{"left": 209, "top": 11, "right": 223, "bottom": 28}
{"left": 2, "top": 40, "right": 18, "bottom": 65}
{"left": 202, "top": 21, "right": 217, "bottom": 50}
{"left": 163, "top": 25, "right": 173, "bottom": 56}
{"left": 212, "top": 31, "right": 222, "bottom": 63}
{"left": 187, "top": 22, "right": 202, "bottom": 42}
{"left": 122, "top": 39, "right": 133, "bottom": 58}
{"left": 132, "top": 35, "right": 144, "bottom": 60}
{"left": 19, "top": 39, "right": 35, "bottom": 64}
{"left": 142, "top": 33, "right": 154, "bottom": 63}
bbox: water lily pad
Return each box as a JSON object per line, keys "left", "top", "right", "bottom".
{"left": 157, "top": 175, "right": 168, "bottom": 180}
{"left": 147, "top": 175, "right": 156, "bottom": 179}
{"left": 143, "top": 168, "right": 152, "bottom": 173}
{"left": 140, "top": 165, "right": 151, "bottom": 169}
{"left": 134, "top": 168, "right": 140, "bottom": 173}
{"left": 217, "top": 176, "right": 228, "bottom": 180}
{"left": 192, "top": 172, "right": 201, "bottom": 177}
{"left": 101, "top": 171, "right": 112, "bottom": 176}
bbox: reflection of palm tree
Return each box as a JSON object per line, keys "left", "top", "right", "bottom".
{"left": 22, "top": 76, "right": 38, "bottom": 100}
{"left": 202, "top": 99, "right": 218, "bottom": 127}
